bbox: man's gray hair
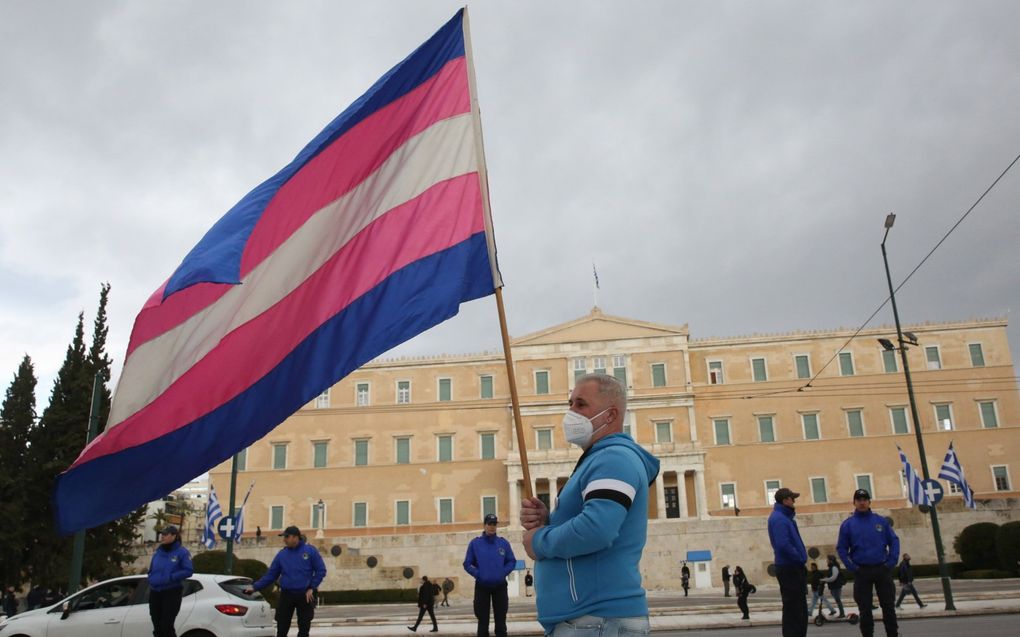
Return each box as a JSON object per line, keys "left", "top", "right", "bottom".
{"left": 576, "top": 373, "right": 627, "bottom": 415}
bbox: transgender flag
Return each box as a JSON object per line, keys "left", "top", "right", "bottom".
{"left": 55, "top": 9, "right": 501, "bottom": 534}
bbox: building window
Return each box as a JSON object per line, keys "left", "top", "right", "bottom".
{"left": 758, "top": 415, "right": 775, "bottom": 443}
{"left": 720, "top": 483, "right": 737, "bottom": 509}
{"left": 397, "top": 380, "right": 411, "bottom": 404}
{"left": 356, "top": 382, "right": 370, "bottom": 406}
{"left": 536, "top": 429, "right": 553, "bottom": 450}
{"left": 846, "top": 410, "right": 865, "bottom": 438}
{"left": 651, "top": 363, "right": 667, "bottom": 388}
{"left": 316, "top": 389, "right": 330, "bottom": 409}
{"left": 810, "top": 477, "right": 828, "bottom": 503}
{"left": 622, "top": 413, "right": 634, "bottom": 438}
{"left": 978, "top": 401, "right": 998, "bottom": 428}
{"left": 883, "top": 349, "right": 898, "bottom": 373}
{"left": 890, "top": 407, "right": 909, "bottom": 434}
{"left": 795, "top": 354, "right": 811, "bottom": 380}
{"left": 947, "top": 481, "right": 962, "bottom": 494}
{"left": 311, "top": 502, "right": 326, "bottom": 529}
{"left": 802, "top": 413, "right": 820, "bottom": 440}
{"left": 592, "top": 356, "right": 607, "bottom": 375}
{"left": 838, "top": 352, "right": 855, "bottom": 376}
{"left": 395, "top": 437, "right": 411, "bottom": 464}
{"left": 236, "top": 448, "right": 247, "bottom": 472}
{"left": 765, "top": 479, "right": 781, "bottom": 503}
{"left": 612, "top": 355, "right": 627, "bottom": 386}
{"left": 270, "top": 505, "right": 284, "bottom": 530}
{"left": 708, "top": 360, "right": 724, "bottom": 385}
{"left": 655, "top": 421, "right": 672, "bottom": 443}
{"left": 934, "top": 403, "right": 954, "bottom": 431}
{"left": 480, "top": 432, "right": 496, "bottom": 460}
{"left": 354, "top": 439, "right": 369, "bottom": 466}
{"left": 480, "top": 375, "right": 493, "bottom": 399}
{"left": 272, "top": 443, "right": 288, "bottom": 470}
{"left": 437, "top": 435, "right": 453, "bottom": 462}
{"left": 992, "top": 465, "right": 1011, "bottom": 491}
{"left": 482, "top": 496, "right": 497, "bottom": 518}
{"left": 855, "top": 474, "right": 873, "bottom": 496}
{"left": 535, "top": 370, "right": 550, "bottom": 395}
{"left": 925, "top": 346, "right": 942, "bottom": 370}
{"left": 395, "top": 500, "right": 410, "bottom": 525}
{"left": 751, "top": 357, "right": 768, "bottom": 382}
{"left": 353, "top": 502, "right": 367, "bottom": 527}
{"left": 713, "top": 419, "right": 731, "bottom": 445}
{"left": 313, "top": 441, "right": 328, "bottom": 468}
{"left": 438, "top": 378, "right": 452, "bottom": 402}
{"left": 438, "top": 498, "right": 454, "bottom": 524}
{"left": 969, "top": 343, "right": 985, "bottom": 367}
{"left": 573, "top": 358, "right": 586, "bottom": 383}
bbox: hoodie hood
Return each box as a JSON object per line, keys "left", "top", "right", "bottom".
{"left": 587, "top": 433, "right": 660, "bottom": 485}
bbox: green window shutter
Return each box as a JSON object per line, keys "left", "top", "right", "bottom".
{"left": 721, "top": 484, "right": 736, "bottom": 508}
{"left": 847, "top": 411, "right": 864, "bottom": 437}
{"left": 270, "top": 506, "right": 284, "bottom": 529}
{"left": 396, "top": 438, "right": 410, "bottom": 464}
{"left": 655, "top": 422, "right": 672, "bottom": 443}
{"left": 758, "top": 416, "right": 775, "bottom": 443}
{"left": 439, "top": 499, "right": 453, "bottom": 524}
{"left": 438, "top": 378, "right": 451, "bottom": 401}
{"left": 795, "top": 355, "right": 810, "bottom": 379}
{"left": 891, "top": 408, "right": 909, "bottom": 434}
{"left": 438, "top": 435, "right": 453, "bottom": 462}
{"left": 355, "top": 440, "right": 369, "bottom": 466}
{"left": 811, "top": 478, "right": 828, "bottom": 503}
{"left": 856, "top": 475, "right": 873, "bottom": 494}
{"left": 980, "top": 402, "right": 998, "bottom": 428}
{"left": 537, "top": 430, "right": 552, "bottom": 450}
{"left": 313, "top": 442, "right": 328, "bottom": 468}
{"left": 480, "top": 376, "right": 493, "bottom": 399}
{"left": 652, "top": 364, "right": 666, "bottom": 387}
{"left": 883, "top": 349, "right": 898, "bottom": 373}
{"left": 935, "top": 404, "right": 952, "bottom": 429}
{"left": 480, "top": 433, "right": 495, "bottom": 459}
{"left": 803, "top": 414, "right": 820, "bottom": 440}
{"left": 396, "top": 501, "right": 410, "bottom": 525}
{"left": 236, "top": 448, "right": 247, "bottom": 471}
{"left": 714, "top": 419, "right": 730, "bottom": 445}
{"left": 925, "top": 346, "right": 941, "bottom": 369}
{"left": 354, "top": 503, "right": 367, "bottom": 527}
{"left": 839, "top": 352, "right": 854, "bottom": 376}
{"left": 752, "top": 358, "right": 767, "bottom": 382}
{"left": 536, "top": 371, "right": 549, "bottom": 395}
{"left": 613, "top": 366, "right": 627, "bottom": 386}
{"left": 969, "top": 343, "right": 985, "bottom": 367}
{"left": 482, "top": 496, "right": 497, "bottom": 518}
{"left": 273, "top": 444, "right": 287, "bottom": 469}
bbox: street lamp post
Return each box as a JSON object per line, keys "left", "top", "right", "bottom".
{"left": 880, "top": 213, "right": 956, "bottom": 611}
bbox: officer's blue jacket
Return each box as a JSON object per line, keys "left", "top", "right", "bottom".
{"left": 767, "top": 503, "right": 808, "bottom": 567}
{"left": 148, "top": 541, "right": 194, "bottom": 592}
{"left": 463, "top": 533, "right": 516, "bottom": 588}
{"left": 837, "top": 509, "right": 899, "bottom": 570}
{"left": 253, "top": 541, "right": 327, "bottom": 593}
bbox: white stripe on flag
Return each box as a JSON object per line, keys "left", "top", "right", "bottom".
{"left": 204, "top": 483, "right": 223, "bottom": 548}
{"left": 234, "top": 482, "right": 255, "bottom": 541}
{"left": 938, "top": 442, "right": 976, "bottom": 509}
{"left": 898, "top": 447, "right": 930, "bottom": 506}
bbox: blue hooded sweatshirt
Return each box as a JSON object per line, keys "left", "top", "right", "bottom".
{"left": 148, "top": 540, "right": 194, "bottom": 592}
{"left": 767, "top": 502, "right": 808, "bottom": 567}
{"left": 531, "top": 433, "right": 660, "bottom": 631}
{"left": 253, "top": 540, "right": 327, "bottom": 593}
{"left": 837, "top": 508, "right": 899, "bottom": 570}
{"left": 463, "top": 533, "right": 517, "bottom": 587}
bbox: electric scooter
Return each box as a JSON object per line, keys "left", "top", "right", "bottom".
{"left": 814, "top": 612, "right": 859, "bottom": 626}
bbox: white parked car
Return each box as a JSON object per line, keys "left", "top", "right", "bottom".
{"left": 0, "top": 573, "right": 274, "bottom": 636}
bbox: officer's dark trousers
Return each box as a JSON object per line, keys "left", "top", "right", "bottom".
{"left": 149, "top": 587, "right": 183, "bottom": 637}
{"left": 853, "top": 565, "right": 898, "bottom": 637}
{"left": 276, "top": 590, "right": 315, "bottom": 637}
{"left": 775, "top": 565, "right": 808, "bottom": 637}
{"left": 473, "top": 581, "right": 508, "bottom": 637}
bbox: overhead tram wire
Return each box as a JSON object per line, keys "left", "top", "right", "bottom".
{"left": 735, "top": 151, "right": 1020, "bottom": 401}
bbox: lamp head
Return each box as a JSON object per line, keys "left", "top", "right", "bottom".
{"left": 878, "top": 338, "right": 896, "bottom": 351}
{"left": 903, "top": 332, "right": 919, "bottom": 346}
{"left": 884, "top": 213, "right": 896, "bottom": 229}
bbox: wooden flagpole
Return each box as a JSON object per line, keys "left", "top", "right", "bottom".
{"left": 462, "top": 7, "right": 533, "bottom": 501}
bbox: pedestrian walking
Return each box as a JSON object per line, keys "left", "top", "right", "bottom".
{"left": 895, "top": 554, "right": 926, "bottom": 609}
{"left": 463, "top": 513, "right": 517, "bottom": 637}
{"left": 681, "top": 561, "right": 690, "bottom": 597}
{"left": 732, "top": 566, "right": 755, "bottom": 620}
{"left": 407, "top": 576, "right": 439, "bottom": 632}
{"left": 26, "top": 585, "right": 44, "bottom": 611}
{"left": 821, "top": 555, "right": 847, "bottom": 618}
{"left": 2, "top": 586, "right": 18, "bottom": 617}
{"left": 722, "top": 565, "right": 731, "bottom": 597}
{"left": 519, "top": 373, "right": 660, "bottom": 637}
{"left": 524, "top": 570, "right": 533, "bottom": 598}
{"left": 837, "top": 489, "right": 899, "bottom": 637}
{"left": 147, "top": 524, "right": 194, "bottom": 637}
{"left": 808, "top": 562, "right": 836, "bottom": 618}
{"left": 256, "top": 525, "right": 263, "bottom": 544}
{"left": 767, "top": 487, "right": 809, "bottom": 637}
{"left": 440, "top": 578, "right": 453, "bottom": 607}
{"left": 245, "top": 525, "right": 327, "bottom": 637}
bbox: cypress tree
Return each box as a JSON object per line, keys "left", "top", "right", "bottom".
{"left": 0, "top": 355, "right": 37, "bottom": 585}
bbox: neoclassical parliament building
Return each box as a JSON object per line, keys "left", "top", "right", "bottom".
{"left": 210, "top": 309, "right": 1018, "bottom": 590}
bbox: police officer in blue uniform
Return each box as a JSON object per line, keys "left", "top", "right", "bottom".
{"left": 463, "top": 514, "right": 517, "bottom": 637}
{"left": 148, "top": 524, "right": 194, "bottom": 637}
{"left": 837, "top": 489, "right": 899, "bottom": 637}
{"left": 246, "top": 526, "right": 327, "bottom": 637}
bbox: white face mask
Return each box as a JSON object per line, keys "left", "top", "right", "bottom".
{"left": 562, "top": 407, "right": 611, "bottom": 448}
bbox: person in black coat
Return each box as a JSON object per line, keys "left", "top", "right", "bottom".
{"left": 732, "top": 566, "right": 754, "bottom": 620}
{"left": 680, "top": 562, "right": 691, "bottom": 597}
{"left": 895, "top": 554, "right": 926, "bottom": 609}
{"left": 408, "top": 576, "right": 438, "bottom": 632}
{"left": 722, "top": 565, "right": 731, "bottom": 597}
{"left": 2, "top": 586, "right": 18, "bottom": 617}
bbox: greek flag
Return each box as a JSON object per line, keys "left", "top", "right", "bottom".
{"left": 233, "top": 482, "right": 255, "bottom": 541}
{"left": 897, "top": 446, "right": 930, "bottom": 506}
{"left": 592, "top": 263, "right": 600, "bottom": 289}
{"left": 938, "top": 441, "right": 976, "bottom": 509}
{"left": 204, "top": 483, "right": 223, "bottom": 549}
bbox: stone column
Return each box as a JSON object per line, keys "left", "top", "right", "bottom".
{"left": 508, "top": 478, "right": 520, "bottom": 527}
{"left": 678, "top": 470, "right": 689, "bottom": 519}
{"left": 655, "top": 471, "right": 667, "bottom": 519}
{"left": 695, "top": 469, "right": 709, "bottom": 519}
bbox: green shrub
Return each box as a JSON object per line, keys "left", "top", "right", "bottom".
{"left": 957, "top": 569, "right": 1012, "bottom": 579}
{"left": 995, "top": 521, "right": 1020, "bottom": 575}
{"left": 954, "top": 523, "right": 1000, "bottom": 570}
{"left": 318, "top": 589, "right": 418, "bottom": 605}
{"left": 910, "top": 562, "right": 965, "bottom": 578}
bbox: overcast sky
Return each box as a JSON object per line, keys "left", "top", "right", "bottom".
{"left": 2, "top": 1, "right": 1018, "bottom": 405}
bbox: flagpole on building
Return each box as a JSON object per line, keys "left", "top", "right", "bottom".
{"left": 462, "top": 6, "right": 533, "bottom": 500}
{"left": 881, "top": 215, "right": 955, "bottom": 610}
{"left": 224, "top": 453, "right": 239, "bottom": 575}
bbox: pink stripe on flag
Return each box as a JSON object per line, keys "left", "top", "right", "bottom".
{"left": 125, "top": 56, "right": 469, "bottom": 356}
{"left": 76, "top": 175, "right": 483, "bottom": 467}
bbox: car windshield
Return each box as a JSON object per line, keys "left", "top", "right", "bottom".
{"left": 219, "top": 577, "right": 263, "bottom": 601}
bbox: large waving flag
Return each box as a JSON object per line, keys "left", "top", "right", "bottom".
{"left": 203, "top": 484, "right": 223, "bottom": 549}
{"left": 938, "top": 441, "right": 976, "bottom": 509}
{"left": 54, "top": 9, "right": 501, "bottom": 534}
{"left": 897, "top": 446, "right": 930, "bottom": 507}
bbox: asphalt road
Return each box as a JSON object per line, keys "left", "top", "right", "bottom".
{"left": 657, "top": 613, "right": 1020, "bottom": 637}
